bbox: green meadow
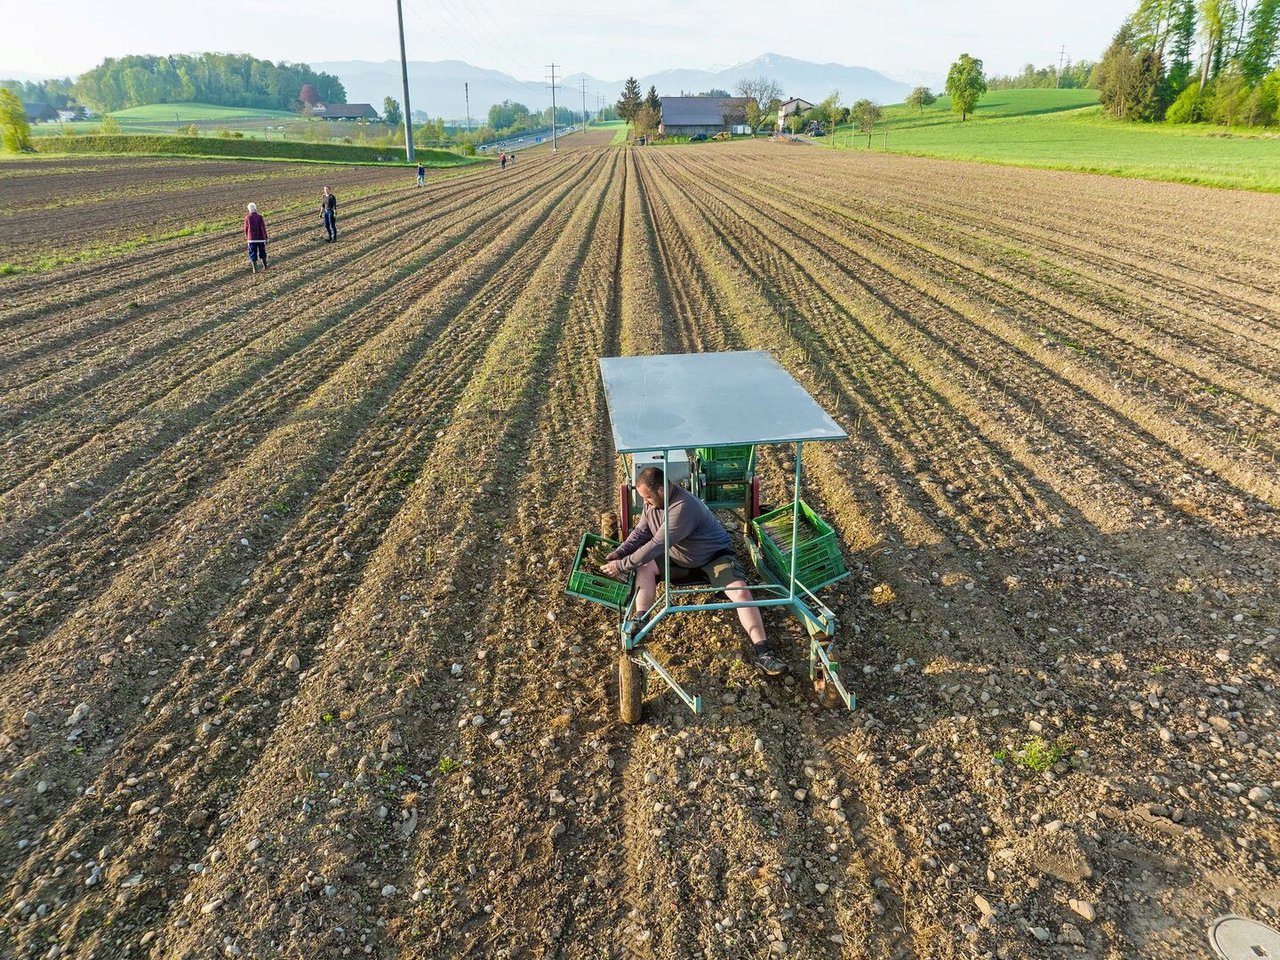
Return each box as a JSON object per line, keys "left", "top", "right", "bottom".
{"left": 831, "top": 89, "right": 1280, "bottom": 192}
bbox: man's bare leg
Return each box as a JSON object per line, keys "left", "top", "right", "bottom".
{"left": 634, "top": 560, "right": 658, "bottom": 617}
{"left": 725, "top": 580, "right": 767, "bottom": 647}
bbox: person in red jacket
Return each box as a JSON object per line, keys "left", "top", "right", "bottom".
{"left": 244, "top": 202, "right": 268, "bottom": 273}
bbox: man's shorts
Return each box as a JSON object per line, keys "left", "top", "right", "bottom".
{"left": 667, "top": 551, "right": 747, "bottom": 590}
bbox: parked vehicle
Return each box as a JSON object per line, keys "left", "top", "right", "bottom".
{"left": 688, "top": 133, "right": 708, "bottom": 142}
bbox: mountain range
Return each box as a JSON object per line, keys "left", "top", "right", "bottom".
{"left": 311, "top": 52, "right": 919, "bottom": 124}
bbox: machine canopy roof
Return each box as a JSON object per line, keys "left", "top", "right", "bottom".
{"left": 599, "top": 351, "right": 847, "bottom": 454}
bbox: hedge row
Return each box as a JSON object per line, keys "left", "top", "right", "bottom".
{"left": 33, "top": 135, "right": 476, "bottom": 167}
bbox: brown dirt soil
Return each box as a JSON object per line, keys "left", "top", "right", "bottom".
{"left": 0, "top": 155, "right": 477, "bottom": 263}
{"left": 1, "top": 141, "right": 1278, "bottom": 960}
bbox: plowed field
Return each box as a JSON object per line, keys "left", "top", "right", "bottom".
{"left": 2, "top": 136, "right": 1279, "bottom": 960}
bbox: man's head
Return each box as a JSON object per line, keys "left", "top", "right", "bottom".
{"left": 635, "top": 467, "right": 671, "bottom": 509}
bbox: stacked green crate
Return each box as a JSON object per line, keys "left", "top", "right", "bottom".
{"left": 696, "top": 445, "right": 754, "bottom": 506}
{"left": 566, "top": 533, "right": 634, "bottom": 609}
{"left": 751, "top": 500, "right": 846, "bottom": 590}
{"left": 696, "top": 445, "right": 754, "bottom": 481}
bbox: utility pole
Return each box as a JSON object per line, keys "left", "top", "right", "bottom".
{"left": 1057, "top": 45, "right": 1067, "bottom": 88}
{"left": 465, "top": 82, "right": 472, "bottom": 132}
{"left": 547, "top": 63, "right": 560, "bottom": 152}
{"left": 580, "top": 78, "right": 588, "bottom": 129}
{"left": 395, "top": 0, "right": 415, "bottom": 162}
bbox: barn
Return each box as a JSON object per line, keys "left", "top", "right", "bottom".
{"left": 659, "top": 96, "right": 753, "bottom": 137}
{"left": 312, "top": 103, "right": 379, "bottom": 121}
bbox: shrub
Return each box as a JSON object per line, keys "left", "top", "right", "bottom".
{"left": 1165, "top": 84, "right": 1205, "bottom": 124}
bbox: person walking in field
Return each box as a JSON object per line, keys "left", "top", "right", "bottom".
{"left": 500, "top": 150, "right": 507, "bottom": 171}
{"left": 320, "top": 186, "right": 338, "bottom": 242}
{"left": 244, "top": 202, "right": 268, "bottom": 273}
{"left": 600, "top": 467, "right": 788, "bottom": 677}
{"left": 416, "top": 161, "right": 425, "bottom": 187}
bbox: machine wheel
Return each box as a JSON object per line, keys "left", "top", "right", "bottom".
{"left": 600, "top": 510, "right": 619, "bottom": 542}
{"left": 619, "top": 654, "right": 643, "bottom": 725}
{"left": 618, "top": 483, "right": 632, "bottom": 541}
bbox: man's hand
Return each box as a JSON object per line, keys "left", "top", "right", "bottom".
{"left": 601, "top": 560, "right": 622, "bottom": 579}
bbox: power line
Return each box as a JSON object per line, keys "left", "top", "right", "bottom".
{"left": 547, "top": 63, "right": 559, "bottom": 152}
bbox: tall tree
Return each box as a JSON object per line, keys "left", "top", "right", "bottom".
{"left": 618, "top": 77, "right": 642, "bottom": 122}
{"left": 734, "top": 75, "right": 784, "bottom": 111}
{"left": 382, "top": 96, "right": 402, "bottom": 127}
{"left": 850, "top": 98, "right": 883, "bottom": 146}
{"left": 1096, "top": 22, "right": 1166, "bottom": 118}
{"left": 1240, "top": 0, "right": 1280, "bottom": 82}
{"left": 0, "top": 89, "right": 33, "bottom": 152}
{"left": 1167, "top": 0, "right": 1199, "bottom": 90}
{"left": 945, "top": 53, "right": 988, "bottom": 120}
{"left": 1198, "top": 0, "right": 1238, "bottom": 88}
{"left": 905, "top": 86, "right": 937, "bottom": 112}
{"left": 645, "top": 85, "right": 661, "bottom": 112}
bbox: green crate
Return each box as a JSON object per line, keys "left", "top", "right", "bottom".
{"left": 752, "top": 500, "right": 846, "bottom": 588}
{"left": 696, "top": 445, "right": 754, "bottom": 482}
{"left": 566, "top": 533, "right": 633, "bottom": 609}
{"left": 703, "top": 479, "right": 749, "bottom": 505}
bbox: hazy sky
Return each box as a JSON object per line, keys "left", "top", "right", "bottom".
{"left": 0, "top": 0, "right": 1124, "bottom": 82}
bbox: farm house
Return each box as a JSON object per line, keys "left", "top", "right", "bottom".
{"left": 659, "top": 96, "right": 753, "bottom": 137}
{"left": 778, "top": 97, "right": 814, "bottom": 117}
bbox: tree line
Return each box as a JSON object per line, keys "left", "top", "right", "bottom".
{"left": 1097, "top": 0, "right": 1279, "bottom": 124}
{"left": 14, "top": 53, "right": 347, "bottom": 114}
{"left": 987, "top": 60, "right": 1096, "bottom": 90}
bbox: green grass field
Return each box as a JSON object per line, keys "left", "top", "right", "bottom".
{"left": 110, "top": 102, "right": 298, "bottom": 121}
{"left": 831, "top": 88, "right": 1280, "bottom": 192}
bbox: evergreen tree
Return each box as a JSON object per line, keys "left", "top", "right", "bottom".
{"left": 1097, "top": 23, "right": 1166, "bottom": 119}
{"left": 1240, "top": 0, "right": 1280, "bottom": 83}
{"left": 618, "top": 77, "right": 642, "bottom": 122}
{"left": 645, "top": 85, "right": 661, "bottom": 112}
{"left": 1167, "top": 0, "right": 1198, "bottom": 91}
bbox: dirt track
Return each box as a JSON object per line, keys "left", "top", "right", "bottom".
{"left": 1, "top": 137, "right": 1278, "bottom": 960}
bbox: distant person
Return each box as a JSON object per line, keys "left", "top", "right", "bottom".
{"left": 509, "top": 152, "right": 515, "bottom": 166}
{"left": 500, "top": 150, "right": 507, "bottom": 171}
{"left": 244, "top": 202, "right": 268, "bottom": 273}
{"left": 416, "top": 162, "right": 425, "bottom": 187}
{"left": 320, "top": 186, "right": 337, "bottom": 242}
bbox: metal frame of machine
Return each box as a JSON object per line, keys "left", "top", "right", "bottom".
{"left": 589, "top": 350, "right": 857, "bottom": 723}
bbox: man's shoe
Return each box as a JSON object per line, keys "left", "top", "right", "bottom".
{"left": 753, "top": 647, "right": 788, "bottom": 677}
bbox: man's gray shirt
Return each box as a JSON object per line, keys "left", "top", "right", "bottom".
{"left": 611, "top": 485, "right": 731, "bottom": 573}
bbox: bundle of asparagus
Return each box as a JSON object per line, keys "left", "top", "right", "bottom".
{"left": 758, "top": 511, "right": 822, "bottom": 553}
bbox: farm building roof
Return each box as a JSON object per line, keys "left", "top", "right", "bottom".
{"left": 660, "top": 96, "right": 752, "bottom": 126}
{"left": 23, "top": 103, "right": 58, "bottom": 122}
{"left": 599, "top": 351, "right": 846, "bottom": 453}
{"left": 314, "top": 103, "right": 378, "bottom": 119}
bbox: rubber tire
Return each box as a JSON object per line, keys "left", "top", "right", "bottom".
{"left": 600, "top": 510, "right": 619, "bottom": 542}
{"left": 619, "top": 655, "right": 643, "bottom": 725}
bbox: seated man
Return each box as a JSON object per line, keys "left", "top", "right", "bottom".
{"left": 601, "top": 466, "right": 787, "bottom": 676}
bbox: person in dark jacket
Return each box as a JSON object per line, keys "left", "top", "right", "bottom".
{"left": 416, "top": 162, "right": 425, "bottom": 187}
{"left": 602, "top": 467, "right": 787, "bottom": 676}
{"left": 321, "top": 186, "right": 337, "bottom": 242}
{"left": 244, "top": 202, "right": 268, "bottom": 272}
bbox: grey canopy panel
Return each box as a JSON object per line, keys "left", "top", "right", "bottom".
{"left": 599, "top": 351, "right": 847, "bottom": 454}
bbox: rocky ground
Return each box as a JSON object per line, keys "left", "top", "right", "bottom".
{"left": 1, "top": 133, "right": 1277, "bottom": 958}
